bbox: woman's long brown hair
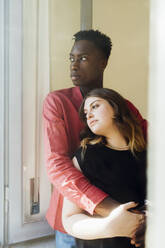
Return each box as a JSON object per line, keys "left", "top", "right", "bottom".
{"left": 79, "top": 88, "right": 146, "bottom": 154}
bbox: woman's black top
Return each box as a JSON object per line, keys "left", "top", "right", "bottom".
{"left": 74, "top": 143, "right": 147, "bottom": 248}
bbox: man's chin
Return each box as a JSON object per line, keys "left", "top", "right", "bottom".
{"left": 72, "top": 80, "right": 83, "bottom": 87}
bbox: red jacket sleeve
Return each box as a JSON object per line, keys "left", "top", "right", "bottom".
{"left": 126, "top": 99, "right": 147, "bottom": 141}
{"left": 43, "top": 93, "right": 108, "bottom": 215}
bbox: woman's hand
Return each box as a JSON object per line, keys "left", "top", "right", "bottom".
{"left": 105, "top": 201, "right": 144, "bottom": 238}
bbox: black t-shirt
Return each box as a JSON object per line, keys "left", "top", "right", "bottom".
{"left": 75, "top": 144, "right": 146, "bottom": 205}
{"left": 74, "top": 144, "right": 147, "bottom": 248}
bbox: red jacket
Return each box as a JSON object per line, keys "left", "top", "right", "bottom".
{"left": 43, "top": 86, "right": 147, "bottom": 232}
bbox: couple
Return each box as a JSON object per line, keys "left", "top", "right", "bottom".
{"left": 43, "top": 29, "right": 147, "bottom": 248}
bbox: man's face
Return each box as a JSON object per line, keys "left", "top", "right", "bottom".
{"left": 70, "top": 40, "right": 107, "bottom": 88}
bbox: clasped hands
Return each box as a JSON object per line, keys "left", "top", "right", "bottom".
{"left": 95, "top": 198, "right": 147, "bottom": 247}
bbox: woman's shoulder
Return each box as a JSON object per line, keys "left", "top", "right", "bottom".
{"left": 74, "top": 143, "right": 101, "bottom": 156}
{"left": 74, "top": 143, "right": 104, "bottom": 162}
{"left": 74, "top": 144, "right": 105, "bottom": 172}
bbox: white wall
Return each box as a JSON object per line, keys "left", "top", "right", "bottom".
{"left": 93, "top": 0, "right": 149, "bottom": 118}
{"left": 147, "top": 0, "right": 165, "bottom": 246}
{"left": 49, "top": 0, "right": 80, "bottom": 91}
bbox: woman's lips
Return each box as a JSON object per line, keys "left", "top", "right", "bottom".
{"left": 89, "top": 120, "right": 97, "bottom": 127}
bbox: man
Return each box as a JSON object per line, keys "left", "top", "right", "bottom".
{"left": 43, "top": 30, "right": 147, "bottom": 248}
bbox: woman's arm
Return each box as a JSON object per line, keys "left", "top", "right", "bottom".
{"left": 62, "top": 157, "right": 142, "bottom": 240}
{"left": 62, "top": 197, "right": 110, "bottom": 240}
{"left": 62, "top": 195, "right": 141, "bottom": 240}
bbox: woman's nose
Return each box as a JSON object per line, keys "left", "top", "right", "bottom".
{"left": 87, "top": 111, "right": 93, "bottom": 120}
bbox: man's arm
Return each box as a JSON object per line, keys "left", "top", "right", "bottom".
{"left": 126, "top": 100, "right": 147, "bottom": 140}
{"left": 43, "top": 93, "right": 108, "bottom": 215}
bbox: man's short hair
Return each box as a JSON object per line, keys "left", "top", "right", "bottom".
{"left": 73, "top": 29, "right": 112, "bottom": 60}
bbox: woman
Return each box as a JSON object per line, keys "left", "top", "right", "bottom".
{"left": 62, "top": 88, "right": 146, "bottom": 248}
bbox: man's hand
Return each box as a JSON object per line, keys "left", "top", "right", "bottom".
{"left": 131, "top": 203, "right": 147, "bottom": 248}
{"left": 131, "top": 219, "right": 146, "bottom": 247}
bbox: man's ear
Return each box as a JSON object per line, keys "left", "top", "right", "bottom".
{"left": 100, "top": 59, "right": 108, "bottom": 71}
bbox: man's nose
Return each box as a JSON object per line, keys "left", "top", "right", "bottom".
{"left": 71, "top": 59, "right": 80, "bottom": 70}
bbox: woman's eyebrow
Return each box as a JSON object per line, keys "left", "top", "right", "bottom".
{"left": 84, "top": 99, "right": 101, "bottom": 112}
{"left": 90, "top": 99, "right": 101, "bottom": 106}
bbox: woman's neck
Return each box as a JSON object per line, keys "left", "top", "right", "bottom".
{"left": 106, "top": 129, "right": 128, "bottom": 150}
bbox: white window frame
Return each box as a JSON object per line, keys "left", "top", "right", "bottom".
{"left": 4, "top": 0, "right": 54, "bottom": 245}
{"left": 0, "top": 0, "right": 5, "bottom": 245}
{"left": 80, "top": 0, "right": 92, "bottom": 30}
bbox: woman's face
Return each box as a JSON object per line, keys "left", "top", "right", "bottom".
{"left": 84, "top": 96, "right": 115, "bottom": 136}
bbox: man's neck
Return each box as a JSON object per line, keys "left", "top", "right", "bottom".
{"left": 80, "top": 84, "right": 103, "bottom": 98}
